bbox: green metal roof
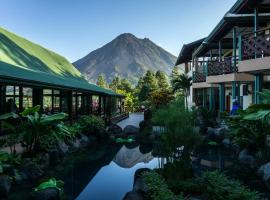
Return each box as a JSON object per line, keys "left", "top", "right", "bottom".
{"left": 0, "top": 27, "right": 122, "bottom": 97}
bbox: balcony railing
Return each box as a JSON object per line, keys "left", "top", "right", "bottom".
{"left": 207, "top": 57, "right": 238, "bottom": 76}
{"left": 193, "top": 63, "right": 206, "bottom": 83}
{"left": 193, "top": 71, "right": 206, "bottom": 83}
{"left": 242, "top": 28, "right": 270, "bottom": 60}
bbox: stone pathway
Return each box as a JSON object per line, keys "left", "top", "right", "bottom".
{"left": 117, "top": 113, "right": 144, "bottom": 129}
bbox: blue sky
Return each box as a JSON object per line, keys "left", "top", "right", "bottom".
{"left": 1, "top": 0, "right": 236, "bottom": 62}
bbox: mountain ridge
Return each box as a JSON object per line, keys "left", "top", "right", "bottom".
{"left": 73, "top": 33, "right": 177, "bottom": 84}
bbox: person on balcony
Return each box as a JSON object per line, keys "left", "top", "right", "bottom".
{"left": 230, "top": 99, "right": 240, "bottom": 115}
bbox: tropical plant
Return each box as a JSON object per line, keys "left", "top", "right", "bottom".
{"left": 34, "top": 178, "right": 64, "bottom": 192}
{"left": 152, "top": 98, "right": 202, "bottom": 162}
{"left": 197, "top": 171, "right": 260, "bottom": 200}
{"left": 171, "top": 73, "right": 192, "bottom": 107}
{"left": 171, "top": 171, "right": 261, "bottom": 200}
{"left": 227, "top": 90, "right": 270, "bottom": 150}
{"left": 0, "top": 151, "right": 21, "bottom": 174}
{"left": 77, "top": 115, "right": 106, "bottom": 138}
{"left": 150, "top": 89, "right": 174, "bottom": 109}
{"left": 142, "top": 171, "right": 184, "bottom": 200}
{"left": 0, "top": 106, "right": 70, "bottom": 153}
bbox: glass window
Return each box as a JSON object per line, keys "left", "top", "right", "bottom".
{"left": 92, "top": 95, "right": 99, "bottom": 114}
{"left": 43, "top": 89, "right": 61, "bottom": 113}
{"left": 22, "top": 88, "right": 33, "bottom": 109}
{"left": 61, "top": 92, "right": 69, "bottom": 113}
{"left": 43, "top": 89, "right": 53, "bottom": 113}
{"left": 53, "top": 90, "right": 60, "bottom": 113}
{"left": 5, "top": 86, "right": 19, "bottom": 113}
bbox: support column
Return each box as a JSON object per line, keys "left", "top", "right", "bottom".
{"left": 219, "top": 84, "right": 225, "bottom": 112}
{"left": 67, "top": 91, "right": 73, "bottom": 124}
{"left": 98, "top": 95, "right": 102, "bottom": 116}
{"left": 254, "top": 74, "right": 263, "bottom": 104}
{"left": 202, "top": 88, "right": 206, "bottom": 108}
{"left": 254, "top": 7, "right": 258, "bottom": 59}
{"left": 232, "top": 27, "right": 238, "bottom": 102}
{"left": 209, "top": 87, "right": 215, "bottom": 111}
{"left": 218, "top": 40, "right": 222, "bottom": 62}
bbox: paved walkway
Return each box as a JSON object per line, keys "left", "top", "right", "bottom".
{"left": 117, "top": 113, "right": 144, "bottom": 129}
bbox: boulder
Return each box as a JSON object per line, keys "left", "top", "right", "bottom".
{"left": 206, "top": 127, "right": 225, "bottom": 142}
{"left": 123, "top": 191, "right": 143, "bottom": 200}
{"left": 107, "top": 124, "right": 123, "bottom": 135}
{"left": 258, "top": 162, "right": 270, "bottom": 186}
{"left": 21, "top": 162, "right": 44, "bottom": 181}
{"left": 79, "top": 134, "right": 89, "bottom": 146}
{"left": 124, "top": 125, "right": 139, "bottom": 135}
{"left": 71, "top": 139, "right": 81, "bottom": 151}
{"left": 32, "top": 188, "right": 60, "bottom": 200}
{"left": 238, "top": 149, "right": 257, "bottom": 168}
{"left": 0, "top": 175, "right": 11, "bottom": 197}
{"left": 56, "top": 142, "right": 69, "bottom": 156}
{"left": 222, "top": 138, "right": 231, "bottom": 147}
{"left": 139, "top": 120, "right": 151, "bottom": 132}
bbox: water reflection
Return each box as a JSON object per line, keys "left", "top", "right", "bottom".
{"left": 76, "top": 145, "right": 159, "bottom": 200}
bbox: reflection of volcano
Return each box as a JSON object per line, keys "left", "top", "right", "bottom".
{"left": 113, "top": 145, "right": 154, "bottom": 168}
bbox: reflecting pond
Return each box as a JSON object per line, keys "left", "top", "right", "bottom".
{"left": 55, "top": 143, "right": 159, "bottom": 200}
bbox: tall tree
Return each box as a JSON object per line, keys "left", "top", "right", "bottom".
{"left": 138, "top": 70, "right": 158, "bottom": 102}
{"left": 155, "top": 70, "right": 169, "bottom": 90}
{"left": 172, "top": 73, "right": 192, "bottom": 107}
{"left": 109, "top": 77, "right": 121, "bottom": 91}
{"left": 171, "top": 66, "right": 181, "bottom": 82}
{"left": 119, "top": 78, "right": 133, "bottom": 93}
{"left": 96, "top": 74, "right": 107, "bottom": 88}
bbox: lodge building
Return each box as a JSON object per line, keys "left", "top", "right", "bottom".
{"left": 0, "top": 27, "right": 125, "bottom": 124}
{"left": 176, "top": 0, "right": 270, "bottom": 113}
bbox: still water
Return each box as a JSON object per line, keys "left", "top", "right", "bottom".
{"left": 62, "top": 144, "right": 159, "bottom": 200}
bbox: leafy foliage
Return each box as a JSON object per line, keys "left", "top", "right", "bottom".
{"left": 142, "top": 171, "right": 184, "bottom": 200}
{"left": 0, "top": 106, "right": 70, "bottom": 153}
{"left": 77, "top": 115, "right": 106, "bottom": 138}
{"left": 171, "top": 73, "right": 192, "bottom": 106}
{"left": 152, "top": 98, "right": 202, "bottom": 162}
{"left": 150, "top": 90, "right": 174, "bottom": 109}
{"left": 171, "top": 171, "right": 261, "bottom": 200}
{"left": 227, "top": 90, "right": 270, "bottom": 150}
{"left": 34, "top": 178, "right": 64, "bottom": 192}
{"left": 197, "top": 171, "right": 260, "bottom": 200}
{"left": 96, "top": 74, "right": 108, "bottom": 88}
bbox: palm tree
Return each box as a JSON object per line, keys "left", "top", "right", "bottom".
{"left": 172, "top": 73, "right": 192, "bottom": 107}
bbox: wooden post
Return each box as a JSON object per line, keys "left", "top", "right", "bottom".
{"left": 68, "top": 91, "right": 73, "bottom": 124}
{"left": 232, "top": 27, "right": 237, "bottom": 100}
{"left": 255, "top": 74, "right": 263, "bottom": 104}
{"left": 98, "top": 95, "right": 102, "bottom": 116}
{"left": 218, "top": 40, "right": 222, "bottom": 62}
{"left": 219, "top": 84, "right": 225, "bottom": 112}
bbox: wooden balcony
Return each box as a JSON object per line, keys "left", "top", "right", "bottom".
{"left": 193, "top": 71, "right": 206, "bottom": 83}
{"left": 239, "top": 28, "right": 270, "bottom": 74}
{"left": 207, "top": 57, "right": 238, "bottom": 76}
{"left": 241, "top": 28, "right": 270, "bottom": 61}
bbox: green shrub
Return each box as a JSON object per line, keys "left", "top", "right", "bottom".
{"left": 34, "top": 178, "right": 64, "bottom": 192}
{"left": 197, "top": 171, "right": 260, "bottom": 200}
{"left": 170, "top": 171, "right": 261, "bottom": 200}
{"left": 77, "top": 115, "right": 106, "bottom": 138}
{"left": 152, "top": 98, "right": 202, "bottom": 162}
{"left": 142, "top": 171, "right": 184, "bottom": 200}
{"left": 0, "top": 106, "right": 70, "bottom": 154}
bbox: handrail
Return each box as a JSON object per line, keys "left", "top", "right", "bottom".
{"left": 241, "top": 27, "right": 270, "bottom": 60}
